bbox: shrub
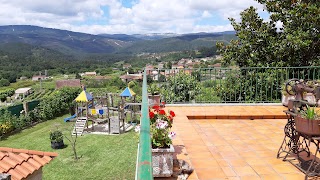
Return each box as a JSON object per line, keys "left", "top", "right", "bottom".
{"left": 0, "top": 88, "right": 15, "bottom": 102}
{"left": 0, "top": 110, "right": 17, "bottom": 136}
{"left": 38, "top": 87, "right": 81, "bottom": 120}
{"left": 162, "top": 72, "right": 201, "bottom": 103}
{"left": 50, "top": 130, "right": 64, "bottom": 143}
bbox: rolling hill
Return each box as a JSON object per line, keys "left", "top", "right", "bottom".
{"left": 0, "top": 25, "right": 236, "bottom": 55}
{"left": 0, "top": 25, "right": 132, "bottom": 55}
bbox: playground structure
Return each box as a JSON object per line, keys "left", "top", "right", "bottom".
{"left": 70, "top": 88, "right": 139, "bottom": 136}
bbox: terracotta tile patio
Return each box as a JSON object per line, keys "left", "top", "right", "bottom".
{"left": 164, "top": 105, "right": 319, "bottom": 180}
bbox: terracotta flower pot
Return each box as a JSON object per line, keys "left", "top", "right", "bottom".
{"left": 152, "top": 144, "right": 175, "bottom": 177}
{"left": 295, "top": 116, "right": 320, "bottom": 136}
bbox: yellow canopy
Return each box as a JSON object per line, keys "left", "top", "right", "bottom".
{"left": 75, "top": 90, "right": 93, "bottom": 102}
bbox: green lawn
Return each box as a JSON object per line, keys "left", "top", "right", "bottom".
{"left": 1, "top": 114, "right": 138, "bottom": 180}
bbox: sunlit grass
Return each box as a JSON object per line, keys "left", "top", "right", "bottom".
{"left": 1, "top": 114, "right": 137, "bottom": 180}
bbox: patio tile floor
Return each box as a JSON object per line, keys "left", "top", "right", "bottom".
{"left": 164, "top": 105, "right": 318, "bottom": 180}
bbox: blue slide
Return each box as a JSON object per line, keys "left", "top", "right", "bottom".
{"left": 64, "top": 114, "right": 77, "bottom": 122}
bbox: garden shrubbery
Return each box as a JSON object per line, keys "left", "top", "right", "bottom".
{"left": 0, "top": 87, "right": 81, "bottom": 138}
{"left": 161, "top": 72, "right": 201, "bottom": 103}
{"left": 214, "top": 68, "right": 287, "bottom": 102}
{"left": 0, "top": 88, "right": 15, "bottom": 102}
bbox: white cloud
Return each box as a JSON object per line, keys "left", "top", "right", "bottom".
{"left": 0, "top": 0, "right": 267, "bottom": 34}
{"left": 201, "top": 11, "right": 212, "bottom": 18}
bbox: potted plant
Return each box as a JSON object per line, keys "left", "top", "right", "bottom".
{"left": 295, "top": 105, "right": 320, "bottom": 136}
{"left": 149, "top": 105, "right": 176, "bottom": 177}
{"left": 148, "top": 84, "right": 161, "bottom": 106}
{"left": 135, "top": 105, "right": 176, "bottom": 177}
{"left": 50, "top": 130, "right": 65, "bottom": 149}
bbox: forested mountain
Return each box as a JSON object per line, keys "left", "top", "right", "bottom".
{"left": 0, "top": 25, "right": 236, "bottom": 84}
{"left": 0, "top": 25, "right": 236, "bottom": 55}
{"left": 0, "top": 25, "right": 132, "bottom": 55}
{"left": 0, "top": 43, "right": 123, "bottom": 83}
{"left": 120, "top": 33, "right": 235, "bottom": 53}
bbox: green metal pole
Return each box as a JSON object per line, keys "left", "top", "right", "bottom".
{"left": 136, "top": 70, "right": 153, "bottom": 180}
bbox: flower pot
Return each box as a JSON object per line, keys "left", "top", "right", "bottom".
{"left": 281, "top": 94, "right": 295, "bottom": 107}
{"left": 295, "top": 116, "right": 320, "bottom": 136}
{"left": 152, "top": 144, "right": 175, "bottom": 177}
{"left": 51, "top": 140, "right": 65, "bottom": 149}
{"left": 148, "top": 94, "right": 161, "bottom": 106}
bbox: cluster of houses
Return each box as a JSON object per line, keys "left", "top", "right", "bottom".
{"left": 120, "top": 57, "right": 222, "bottom": 82}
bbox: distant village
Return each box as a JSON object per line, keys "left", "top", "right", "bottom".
{"left": 121, "top": 56, "right": 223, "bottom": 83}
{"left": 8, "top": 56, "right": 224, "bottom": 104}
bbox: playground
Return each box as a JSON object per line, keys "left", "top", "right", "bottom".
{"left": 64, "top": 87, "right": 140, "bottom": 135}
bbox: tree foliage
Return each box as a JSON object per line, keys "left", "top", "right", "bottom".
{"left": 217, "top": 0, "right": 320, "bottom": 67}
{"left": 162, "top": 72, "right": 201, "bottom": 102}
{"left": 0, "top": 88, "right": 15, "bottom": 102}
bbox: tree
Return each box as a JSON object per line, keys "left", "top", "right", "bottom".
{"left": 162, "top": 72, "right": 201, "bottom": 102}
{"left": 0, "top": 79, "right": 10, "bottom": 87}
{"left": 217, "top": 0, "right": 320, "bottom": 67}
{"left": 75, "top": 73, "right": 81, "bottom": 79}
{"left": 166, "top": 61, "right": 172, "bottom": 69}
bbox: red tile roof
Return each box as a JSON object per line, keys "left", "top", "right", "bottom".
{"left": 0, "top": 147, "right": 58, "bottom": 180}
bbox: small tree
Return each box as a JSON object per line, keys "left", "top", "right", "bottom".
{"left": 162, "top": 72, "right": 201, "bottom": 103}
{"left": 64, "top": 127, "right": 79, "bottom": 160}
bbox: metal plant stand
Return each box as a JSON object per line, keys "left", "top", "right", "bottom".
{"left": 277, "top": 110, "right": 299, "bottom": 159}
{"left": 278, "top": 78, "right": 320, "bottom": 179}
{"left": 277, "top": 111, "right": 320, "bottom": 180}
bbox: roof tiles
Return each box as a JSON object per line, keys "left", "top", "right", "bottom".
{"left": 0, "top": 147, "right": 58, "bottom": 180}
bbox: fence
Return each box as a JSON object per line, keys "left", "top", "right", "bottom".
{"left": 149, "top": 66, "right": 320, "bottom": 104}
{"left": 0, "top": 100, "right": 40, "bottom": 116}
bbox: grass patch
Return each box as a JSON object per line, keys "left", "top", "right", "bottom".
{"left": 1, "top": 114, "right": 138, "bottom": 180}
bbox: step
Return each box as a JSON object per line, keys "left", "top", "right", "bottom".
{"left": 75, "top": 123, "right": 86, "bottom": 126}
{"left": 76, "top": 120, "right": 87, "bottom": 123}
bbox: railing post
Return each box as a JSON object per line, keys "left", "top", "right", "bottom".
{"left": 136, "top": 70, "right": 153, "bottom": 180}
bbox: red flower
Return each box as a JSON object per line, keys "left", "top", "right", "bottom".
{"left": 152, "top": 105, "right": 160, "bottom": 111}
{"left": 168, "top": 116, "right": 173, "bottom": 121}
{"left": 149, "top": 111, "right": 155, "bottom": 119}
{"left": 159, "top": 109, "right": 166, "bottom": 115}
{"left": 169, "top": 110, "right": 175, "bottom": 117}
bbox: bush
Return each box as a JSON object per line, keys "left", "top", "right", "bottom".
{"left": 38, "top": 87, "right": 81, "bottom": 120}
{"left": 0, "top": 110, "right": 17, "bottom": 136}
{"left": 0, "top": 79, "right": 10, "bottom": 87}
{"left": 215, "top": 68, "right": 285, "bottom": 102}
{"left": 0, "top": 88, "right": 15, "bottom": 102}
{"left": 50, "top": 130, "right": 64, "bottom": 143}
{"left": 162, "top": 72, "right": 201, "bottom": 103}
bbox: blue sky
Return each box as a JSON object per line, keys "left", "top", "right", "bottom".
{"left": 0, "top": 0, "right": 268, "bottom": 34}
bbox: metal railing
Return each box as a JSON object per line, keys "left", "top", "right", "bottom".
{"left": 135, "top": 70, "right": 153, "bottom": 180}
{"left": 148, "top": 66, "right": 320, "bottom": 103}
